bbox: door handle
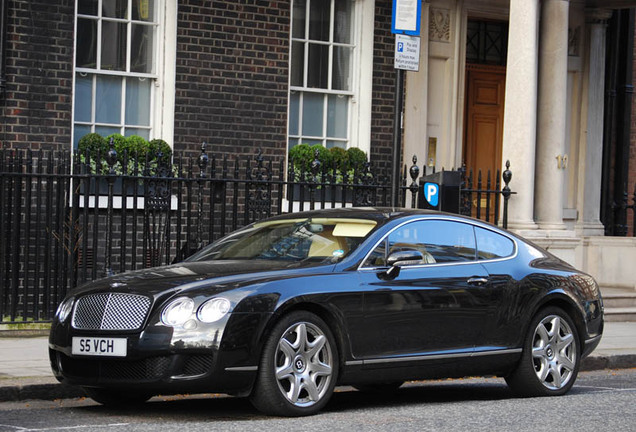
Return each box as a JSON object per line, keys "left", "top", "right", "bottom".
{"left": 467, "top": 277, "right": 489, "bottom": 286}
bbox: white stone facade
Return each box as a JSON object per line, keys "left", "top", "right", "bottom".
{"left": 399, "top": 0, "right": 635, "bottom": 289}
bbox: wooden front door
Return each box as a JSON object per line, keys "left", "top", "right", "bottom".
{"left": 463, "top": 64, "right": 506, "bottom": 220}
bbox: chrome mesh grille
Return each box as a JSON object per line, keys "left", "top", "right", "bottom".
{"left": 72, "top": 293, "right": 151, "bottom": 331}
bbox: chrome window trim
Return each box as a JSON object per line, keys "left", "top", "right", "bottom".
{"left": 357, "top": 216, "right": 519, "bottom": 271}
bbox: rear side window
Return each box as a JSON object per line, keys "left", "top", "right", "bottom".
{"left": 475, "top": 227, "right": 515, "bottom": 260}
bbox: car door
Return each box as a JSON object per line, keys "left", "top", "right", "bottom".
{"left": 471, "top": 225, "right": 522, "bottom": 351}
{"left": 356, "top": 219, "right": 492, "bottom": 360}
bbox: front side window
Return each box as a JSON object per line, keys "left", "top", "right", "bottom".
{"left": 73, "top": 0, "right": 161, "bottom": 146}
{"left": 288, "top": 0, "right": 355, "bottom": 149}
{"left": 364, "top": 220, "right": 478, "bottom": 266}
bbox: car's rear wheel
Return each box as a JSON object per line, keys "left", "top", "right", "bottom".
{"left": 505, "top": 306, "right": 580, "bottom": 397}
{"left": 250, "top": 311, "right": 338, "bottom": 416}
{"left": 83, "top": 387, "right": 152, "bottom": 407}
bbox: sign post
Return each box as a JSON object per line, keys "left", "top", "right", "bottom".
{"left": 390, "top": 1, "right": 422, "bottom": 207}
{"left": 394, "top": 34, "right": 421, "bottom": 72}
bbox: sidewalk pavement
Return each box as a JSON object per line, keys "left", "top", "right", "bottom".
{"left": 0, "top": 321, "right": 635, "bottom": 403}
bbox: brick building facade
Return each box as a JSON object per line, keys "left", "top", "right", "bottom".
{"left": 0, "top": 0, "right": 397, "bottom": 170}
{"left": 0, "top": 0, "right": 74, "bottom": 149}
{"left": 0, "top": 0, "right": 634, "bottom": 238}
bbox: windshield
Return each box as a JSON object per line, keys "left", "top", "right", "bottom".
{"left": 187, "top": 218, "right": 377, "bottom": 264}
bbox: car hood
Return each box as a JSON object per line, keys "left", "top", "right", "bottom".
{"left": 71, "top": 259, "right": 334, "bottom": 299}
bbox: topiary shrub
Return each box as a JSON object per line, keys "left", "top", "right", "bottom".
{"left": 346, "top": 147, "right": 367, "bottom": 171}
{"left": 289, "top": 143, "right": 314, "bottom": 174}
{"left": 329, "top": 146, "right": 348, "bottom": 172}
{"left": 310, "top": 144, "right": 332, "bottom": 173}
{"left": 288, "top": 144, "right": 370, "bottom": 184}
{"left": 76, "top": 133, "right": 173, "bottom": 176}
{"left": 78, "top": 133, "right": 108, "bottom": 157}
{"left": 106, "top": 133, "right": 127, "bottom": 156}
{"left": 148, "top": 138, "right": 173, "bottom": 166}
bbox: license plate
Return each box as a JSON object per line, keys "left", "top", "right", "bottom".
{"left": 72, "top": 337, "right": 127, "bottom": 357}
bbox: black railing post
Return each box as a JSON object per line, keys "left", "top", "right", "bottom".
{"left": 401, "top": 164, "right": 407, "bottom": 208}
{"left": 220, "top": 155, "right": 228, "bottom": 236}
{"left": 486, "top": 170, "right": 492, "bottom": 223}
{"left": 309, "top": 149, "right": 321, "bottom": 211}
{"left": 616, "top": 186, "right": 629, "bottom": 236}
{"left": 104, "top": 138, "right": 117, "bottom": 277}
{"left": 502, "top": 160, "right": 512, "bottom": 229}
{"left": 409, "top": 156, "right": 420, "bottom": 208}
{"left": 197, "top": 142, "right": 208, "bottom": 249}
{"left": 494, "top": 169, "right": 501, "bottom": 226}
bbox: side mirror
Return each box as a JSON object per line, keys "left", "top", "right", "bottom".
{"left": 379, "top": 250, "right": 424, "bottom": 280}
{"left": 386, "top": 250, "right": 424, "bottom": 267}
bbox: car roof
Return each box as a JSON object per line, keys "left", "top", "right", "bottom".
{"left": 263, "top": 207, "right": 467, "bottom": 225}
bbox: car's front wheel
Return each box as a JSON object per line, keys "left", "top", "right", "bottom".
{"left": 506, "top": 306, "right": 580, "bottom": 397}
{"left": 250, "top": 311, "right": 338, "bottom": 416}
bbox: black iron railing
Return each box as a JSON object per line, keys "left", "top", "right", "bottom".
{"left": 608, "top": 183, "right": 636, "bottom": 237}
{"left": 0, "top": 145, "right": 512, "bottom": 324}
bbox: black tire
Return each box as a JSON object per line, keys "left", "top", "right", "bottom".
{"left": 505, "top": 306, "right": 580, "bottom": 397}
{"left": 83, "top": 387, "right": 152, "bottom": 407}
{"left": 250, "top": 311, "right": 339, "bottom": 416}
{"left": 353, "top": 381, "right": 404, "bottom": 393}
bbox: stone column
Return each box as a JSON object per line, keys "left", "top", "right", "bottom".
{"left": 578, "top": 9, "right": 612, "bottom": 236}
{"left": 535, "top": 0, "right": 570, "bottom": 231}
{"left": 501, "top": 0, "right": 540, "bottom": 230}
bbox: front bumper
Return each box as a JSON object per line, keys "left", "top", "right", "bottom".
{"left": 48, "top": 312, "right": 271, "bottom": 396}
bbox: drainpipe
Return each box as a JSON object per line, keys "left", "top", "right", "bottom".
{"left": 613, "top": 9, "right": 634, "bottom": 236}
{"left": 601, "top": 11, "right": 618, "bottom": 235}
{"left": 0, "top": 0, "right": 7, "bottom": 99}
{"left": 601, "top": 9, "right": 635, "bottom": 236}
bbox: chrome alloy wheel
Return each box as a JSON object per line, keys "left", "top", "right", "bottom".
{"left": 532, "top": 314, "right": 577, "bottom": 390}
{"left": 274, "top": 321, "right": 334, "bottom": 407}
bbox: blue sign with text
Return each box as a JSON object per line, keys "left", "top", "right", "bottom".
{"left": 391, "top": 0, "right": 422, "bottom": 36}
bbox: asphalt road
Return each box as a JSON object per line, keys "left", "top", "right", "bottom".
{"left": 1, "top": 369, "right": 635, "bottom": 432}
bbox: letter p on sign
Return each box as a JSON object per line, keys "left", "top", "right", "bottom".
{"left": 424, "top": 182, "right": 439, "bottom": 207}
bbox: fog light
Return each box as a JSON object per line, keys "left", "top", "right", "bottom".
{"left": 183, "top": 319, "right": 198, "bottom": 330}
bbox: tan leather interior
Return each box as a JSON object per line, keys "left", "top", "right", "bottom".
{"left": 308, "top": 230, "right": 348, "bottom": 257}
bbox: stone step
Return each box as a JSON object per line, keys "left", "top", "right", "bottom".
{"left": 603, "top": 293, "right": 636, "bottom": 309}
{"left": 604, "top": 307, "right": 636, "bottom": 322}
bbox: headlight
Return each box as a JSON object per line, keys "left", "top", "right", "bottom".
{"left": 55, "top": 297, "right": 74, "bottom": 323}
{"left": 197, "top": 298, "right": 231, "bottom": 323}
{"left": 161, "top": 297, "right": 195, "bottom": 326}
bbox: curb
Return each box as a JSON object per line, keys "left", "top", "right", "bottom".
{"left": 0, "top": 382, "right": 84, "bottom": 402}
{"left": 0, "top": 354, "right": 634, "bottom": 403}
{"left": 580, "top": 354, "right": 636, "bottom": 371}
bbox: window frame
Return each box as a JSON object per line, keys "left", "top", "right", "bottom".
{"left": 287, "top": 0, "right": 373, "bottom": 153}
{"left": 71, "top": 0, "right": 177, "bottom": 149}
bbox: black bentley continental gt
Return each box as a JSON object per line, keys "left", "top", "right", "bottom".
{"left": 49, "top": 208, "right": 603, "bottom": 416}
